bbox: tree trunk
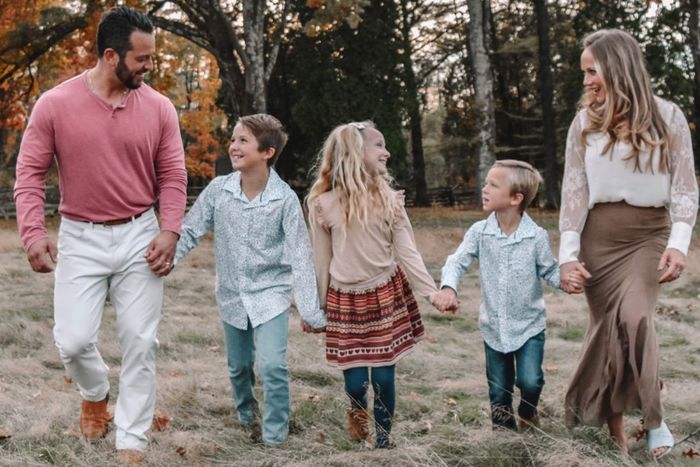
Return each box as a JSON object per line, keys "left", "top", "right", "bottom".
{"left": 534, "top": 0, "right": 559, "bottom": 209}
{"left": 244, "top": 0, "right": 267, "bottom": 113}
{"left": 690, "top": 0, "right": 700, "bottom": 166}
{"left": 467, "top": 0, "right": 496, "bottom": 203}
{"left": 398, "top": 0, "right": 429, "bottom": 206}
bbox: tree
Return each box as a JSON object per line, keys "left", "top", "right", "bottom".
{"left": 688, "top": 0, "right": 700, "bottom": 160}
{"left": 269, "top": 0, "right": 407, "bottom": 184}
{"left": 533, "top": 0, "right": 558, "bottom": 208}
{"left": 467, "top": 0, "right": 495, "bottom": 201}
{"left": 147, "top": 0, "right": 290, "bottom": 119}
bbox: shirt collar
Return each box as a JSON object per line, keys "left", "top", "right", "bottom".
{"left": 223, "top": 168, "right": 286, "bottom": 205}
{"left": 483, "top": 211, "right": 537, "bottom": 241}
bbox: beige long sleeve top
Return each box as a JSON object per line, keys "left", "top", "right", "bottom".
{"left": 309, "top": 190, "right": 439, "bottom": 308}
{"left": 559, "top": 97, "right": 698, "bottom": 263}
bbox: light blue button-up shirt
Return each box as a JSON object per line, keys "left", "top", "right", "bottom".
{"left": 174, "top": 169, "right": 326, "bottom": 330}
{"left": 440, "top": 212, "right": 560, "bottom": 353}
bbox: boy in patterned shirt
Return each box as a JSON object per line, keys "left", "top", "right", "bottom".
{"left": 434, "top": 160, "right": 585, "bottom": 430}
{"left": 173, "top": 114, "right": 326, "bottom": 445}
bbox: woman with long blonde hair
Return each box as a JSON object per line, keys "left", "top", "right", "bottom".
{"left": 559, "top": 29, "right": 698, "bottom": 459}
{"left": 306, "top": 121, "right": 446, "bottom": 448}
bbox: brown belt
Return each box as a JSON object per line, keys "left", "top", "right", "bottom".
{"left": 98, "top": 209, "right": 148, "bottom": 226}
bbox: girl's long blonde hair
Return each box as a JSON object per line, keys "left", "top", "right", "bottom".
{"left": 580, "top": 29, "right": 670, "bottom": 173}
{"left": 306, "top": 121, "right": 400, "bottom": 230}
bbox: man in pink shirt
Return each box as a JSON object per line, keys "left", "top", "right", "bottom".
{"left": 13, "top": 7, "right": 187, "bottom": 463}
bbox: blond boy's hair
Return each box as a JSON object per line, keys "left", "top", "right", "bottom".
{"left": 493, "top": 159, "right": 543, "bottom": 213}
{"left": 237, "top": 114, "right": 289, "bottom": 166}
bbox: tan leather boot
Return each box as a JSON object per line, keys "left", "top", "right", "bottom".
{"left": 79, "top": 394, "right": 110, "bottom": 441}
{"left": 346, "top": 408, "right": 370, "bottom": 441}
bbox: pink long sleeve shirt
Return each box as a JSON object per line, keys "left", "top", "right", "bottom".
{"left": 14, "top": 71, "right": 188, "bottom": 251}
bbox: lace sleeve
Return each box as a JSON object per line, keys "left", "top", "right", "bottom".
{"left": 558, "top": 113, "right": 590, "bottom": 263}
{"left": 666, "top": 104, "right": 699, "bottom": 254}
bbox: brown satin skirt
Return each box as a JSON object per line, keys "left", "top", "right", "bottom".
{"left": 565, "top": 202, "right": 669, "bottom": 429}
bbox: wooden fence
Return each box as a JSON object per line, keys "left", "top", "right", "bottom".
{"left": 1, "top": 184, "right": 478, "bottom": 220}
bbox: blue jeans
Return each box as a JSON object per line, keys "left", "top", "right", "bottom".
{"left": 343, "top": 365, "right": 395, "bottom": 448}
{"left": 484, "top": 331, "right": 545, "bottom": 429}
{"left": 222, "top": 311, "right": 289, "bottom": 445}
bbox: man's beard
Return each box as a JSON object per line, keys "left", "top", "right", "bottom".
{"left": 116, "top": 58, "right": 143, "bottom": 90}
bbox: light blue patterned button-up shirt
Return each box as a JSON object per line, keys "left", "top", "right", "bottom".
{"left": 440, "top": 212, "right": 560, "bottom": 353}
{"left": 174, "top": 169, "right": 326, "bottom": 330}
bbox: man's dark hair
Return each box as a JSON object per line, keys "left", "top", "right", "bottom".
{"left": 97, "top": 7, "right": 154, "bottom": 58}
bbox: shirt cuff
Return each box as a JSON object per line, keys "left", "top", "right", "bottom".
{"left": 667, "top": 222, "right": 693, "bottom": 255}
{"left": 440, "top": 276, "right": 459, "bottom": 293}
{"left": 559, "top": 231, "right": 581, "bottom": 264}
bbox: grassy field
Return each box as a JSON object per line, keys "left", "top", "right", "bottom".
{"left": 0, "top": 208, "right": 699, "bottom": 466}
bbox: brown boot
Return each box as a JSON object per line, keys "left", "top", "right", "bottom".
{"left": 346, "top": 408, "right": 370, "bottom": 441}
{"left": 80, "top": 394, "right": 110, "bottom": 441}
{"left": 518, "top": 412, "right": 540, "bottom": 432}
{"left": 116, "top": 449, "right": 144, "bottom": 466}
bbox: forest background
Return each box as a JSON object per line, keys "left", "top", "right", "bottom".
{"left": 1, "top": 0, "right": 700, "bottom": 208}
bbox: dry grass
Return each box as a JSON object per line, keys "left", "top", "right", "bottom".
{"left": 0, "top": 208, "right": 699, "bottom": 466}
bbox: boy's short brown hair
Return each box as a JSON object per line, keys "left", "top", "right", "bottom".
{"left": 492, "top": 159, "right": 543, "bottom": 212}
{"left": 237, "top": 114, "right": 289, "bottom": 166}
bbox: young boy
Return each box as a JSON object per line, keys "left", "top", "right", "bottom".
{"left": 434, "top": 159, "right": 576, "bottom": 430}
{"left": 173, "top": 114, "right": 326, "bottom": 445}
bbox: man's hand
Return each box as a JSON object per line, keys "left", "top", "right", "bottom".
{"left": 145, "top": 231, "right": 178, "bottom": 277}
{"left": 560, "top": 261, "right": 592, "bottom": 294}
{"left": 658, "top": 248, "right": 685, "bottom": 283}
{"left": 26, "top": 239, "right": 58, "bottom": 273}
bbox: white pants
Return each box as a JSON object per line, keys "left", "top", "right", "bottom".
{"left": 53, "top": 209, "right": 163, "bottom": 450}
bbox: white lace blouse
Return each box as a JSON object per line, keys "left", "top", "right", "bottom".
{"left": 559, "top": 97, "right": 698, "bottom": 263}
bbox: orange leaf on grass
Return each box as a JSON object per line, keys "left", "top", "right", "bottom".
{"left": 633, "top": 426, "right": 647, "bottom": 442}
{"left": 683, "top": 449, "right": 700, "bottom": 458}
{"left": 63, "top": 375, "right": 74, "bottom": 384}
{"left": 175, "top": 447, "right": 186, "bottom": 457}
{"left": 152, "top": 413, "right": 171, "bottom": 432}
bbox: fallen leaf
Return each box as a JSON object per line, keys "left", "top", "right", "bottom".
{"left": 308, "top": 394, "right": 320, "bottom": 402}
{"left": 418, "top": 420, "right": 433, "bottom": 434}
{"left": 63, "top": 375, "right": 73, "bottom": 384}
{"left": 152, "top": 413, "right": 171, "bottom": 432}
{"left": 446, "top": 398, "right": 457, "bottom": 406}
{"left": 316, "top": 431, "right": 326, "bottom": 443}
{"left": 633, "top": 426, "right": 647, "bottom": 442}
{"left": 0, "top": 428, "right": 12, "bottom": 441}
{"left": 683, "top": 448, "right": 700, "bottom": 458}
{"left": 175, "top": 446, "right": 186, "bottom": 457}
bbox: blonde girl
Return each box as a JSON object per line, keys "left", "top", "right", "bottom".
{"left": 559, "top": 29, "right": 698, "bottom": 459}
{"left": 306, "top": 121, "right": 445, "bottom": 448}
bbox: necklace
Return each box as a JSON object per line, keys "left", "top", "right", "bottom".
{"left": 87, "top": 70, "right": 129, "bottom": 107}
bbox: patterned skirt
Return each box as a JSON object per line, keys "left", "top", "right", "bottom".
{"left": 325, "top": 267, "right": 425, "bottom": 369}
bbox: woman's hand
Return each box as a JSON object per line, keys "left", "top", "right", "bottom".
{"left": 658, "top": 248, "right": 685, "bottom": 283}
{"left": 560, "top": 261, "right": 592, "bottom": 294}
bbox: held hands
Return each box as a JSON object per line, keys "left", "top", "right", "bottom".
{"left": 26, "top": 238, "right": 58, "bottom": 273}
{"left": 145, "top": 231, "right": 179, "bottom": 277}
{"left": 560, "top": 261, "right": 592, "bottom": 294}
{"left": 433, "top": 288, "right": 460, "bottom": 315}
{"left": 658, "top": 248, "right": 685, "bottom": 283}
{"left": 301, "top": 321, "right": 326, "bottom": 333}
